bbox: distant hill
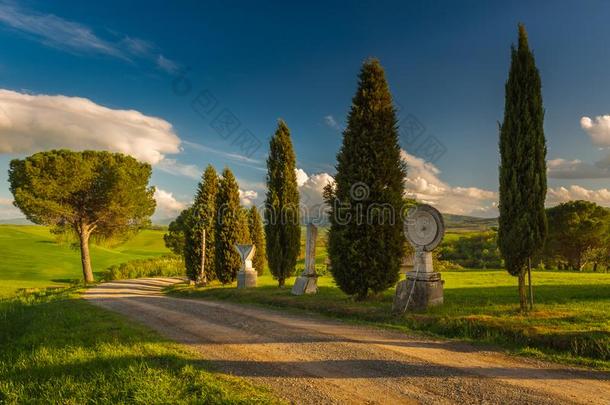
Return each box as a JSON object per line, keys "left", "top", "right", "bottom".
{"left": 0, "top": 218, "right": 32, "bottom": 225}
{"left": 442, "top": 214, "right": 498, "bottom": 232}
{"left": 153, "top": 212, "right": 497, "bottom": 232}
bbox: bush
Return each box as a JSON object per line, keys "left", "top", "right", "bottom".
{"left": 102, "top": 255, "right": 185, "bottom": 281}
{"left": 439, "top": 231, "right": 503, "bottom": 269}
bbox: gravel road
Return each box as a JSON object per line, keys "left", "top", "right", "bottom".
{"left": 84, "top": 278, "right": 609, "bottom": 404}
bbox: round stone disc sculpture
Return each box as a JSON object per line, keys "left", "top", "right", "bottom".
{"left": 394, "top": 204, "right": 445, "bottom": 312}
{"left": 404, "top": 204, "right": 445, "bottom": 252}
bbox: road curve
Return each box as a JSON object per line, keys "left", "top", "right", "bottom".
{"left": 84, "top": 278, "right": 610, "bottom": 405}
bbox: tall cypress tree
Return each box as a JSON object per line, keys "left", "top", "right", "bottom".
{"left": 265, "top": 120, "right": 301, "bottom": 287}
{"left": 215, "top": 168, "right": 244, "bottom": 284}
{"left": 498, "top": 24, "right": 547, "bottom": 311}
{"left": 184, "top": 165, "right": 218, "bottom": 283}
{"left": 248, "top": 206, "right": 266, "bottom": 275}
{"left": 324, "top": 58, "right": 406, "bottom": 300}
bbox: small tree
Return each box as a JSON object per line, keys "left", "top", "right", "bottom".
{"left": 498, "top": 24, "right": 547, "bottom": 311}
{"left": 545, "top": 201, "right": 610, "bottom": 270}
{"left": 184, "top": 165, "right": 218, "bottom": 283}
{"left": 164, "top": 207, "right": 192, "bottom": 256}
{"left": 324, "top": 59, "right": 406, "bottom": 300}
{"left": 9, "top": 150, "right": 155, "bottom": 283}
{"left": 215, "top": 168, "right": 244, "bottom": 284}
{"left": 248, "top": 206, "right": 266, "bottom": 275}
{"left": 264, "top": 120, "right": 301, "bottom": 287}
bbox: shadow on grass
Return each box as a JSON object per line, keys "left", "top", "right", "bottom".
{"left": 5, "top": 353, "right": 610, "bottom": 382}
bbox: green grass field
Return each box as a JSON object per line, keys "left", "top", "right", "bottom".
{"left": 172, "top": 269, "right": 610, "bottom": 370}
{"left": 0, "top": 287, "right": 278, "bottom": 403}
{"left": 0, "top": 225, "right": 170, "bottom": 297}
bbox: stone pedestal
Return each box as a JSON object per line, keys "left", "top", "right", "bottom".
{"left": 393, "top": 272, "right": 444, "bottom": 312}
{"left": 291, "top": 275, "right": 318, "bottom": 295}
{"left": 292, "top": 224, "right": 319, "bottom": 295}
{"left": 237, "top": 270, "right": 257, "bottom": 289}
{"left": 392, "top": 251, "right": 444, "bottom": 312}
{"left": 235, "top": 244, "right": 257, "bottom": 289}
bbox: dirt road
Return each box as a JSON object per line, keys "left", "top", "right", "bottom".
{"left": 84, "top": 278, "right": 609, "bottom": 404}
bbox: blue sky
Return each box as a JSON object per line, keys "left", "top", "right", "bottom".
{"left": 1, "top": 0, "right": 610, "bottom": 220}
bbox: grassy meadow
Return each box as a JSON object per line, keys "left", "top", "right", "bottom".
{"left": 0, "top": 225, "right": 170, "bottom": 297}
{"left": 0, "top": 287, "right": 278, "bottom": 404}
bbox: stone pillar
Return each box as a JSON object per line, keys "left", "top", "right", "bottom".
{"left": 291, "top": 224, "right": 318, "bottom": 295}
{"left": 235, "top": 244, "right": 257, "bottom": 289}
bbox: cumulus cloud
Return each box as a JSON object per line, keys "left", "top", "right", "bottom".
{"left": 581, "top": 115, "right": 610, "bottom": 147}
{"left": 295, "top": 168, "right": 309, "bottom": 187}
{"left": 547, "top": 157, "right": 610, "bottom": 179}
{"left": 153, "top": 188, "right": 186, "bottom": 220}
{"left": 239, "top": 189, "right": 258, "bottom": 207}
{"left": 547, "top": 185, "right": 610, "bottom": 207}
{"left": 295, "top": 155, "right": 498, "bottom": 217}
{"left": 299, "top": 170, "right": 335, "bottom": 208}
{"left": 0, "top": 197, "right": 23, "bottom": 220}
{"left": 401, "top": 150, "right": 498, "bottom": 216}
{"left": 0, "top": 89, "right": 181, "bottom": 164}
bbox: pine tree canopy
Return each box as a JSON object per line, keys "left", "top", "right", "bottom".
{"left": 325, "top": 58, "right": 406, "bottom": 300}
{"left": 8, "top": 149, "right": 155, "bottom": 283}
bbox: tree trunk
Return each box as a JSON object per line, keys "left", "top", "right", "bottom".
{"left": 278, "top": 278, "right": 285, "bottom": 288}
{"left": 518, "top": 270, "right": 527, "bottom": 312}
{"left": 527, "top": 259, "right": 534, "bottom": 311}
{"left": 78, "top": 228, "right": 94, "bottom": 284}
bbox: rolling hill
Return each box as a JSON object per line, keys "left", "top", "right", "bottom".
{"left": 0, "top": 225, "right": 170, "bottom": 297}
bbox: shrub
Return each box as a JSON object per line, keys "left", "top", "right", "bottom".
{"left": 102, "top": 255, "right": 185, "bottom": 281}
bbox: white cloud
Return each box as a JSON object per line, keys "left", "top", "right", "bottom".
{"left": 0, "top": 3, "right": 123, "bottom": 58}
{"left": 295, "top": 155, "right": 498, "bottom": 217}
{"left": 581, "top": 116, "right": 610, "bottom": 147}
{"left": 0, "top": 3, "right": 178, "bottom": 73}
{"left": 401, "top": 150, "right": 498, "bottom": 216}
{"left": 547, "top": 185, "right": 610, "bottom": 207}
{"left": 0, "top": 89, "right": 181, "bottom": 164}
{"left": 183, "top": 140, "right": 264, "bottom": 168}
{"left": 299, "top": 171, "right": 335, "bottom": 208}
{"left": 156, "top": 159, "right": 200, "bottom": 179}
{"left": 153, "top": 188, "right": 186, "bottom": 220}
{"left": 0, "top": 197, "right": 22, "bottom": 220}
{"left": 547, "top": 157, "right": 610, "bottom": 179}
{"left": 324, "top": 115, "right": 342, "bottom": 131}
{"left": 239, "top": 189, "right": 258, "bottom": 207}
{"left": 295, "top": 168, "right": 309, "bottom": 187}
{"left": 157, "top": 55, "right": 179, "bottom": 74}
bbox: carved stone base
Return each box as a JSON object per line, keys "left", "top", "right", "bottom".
{"left": 237, "top": 270, "right": 257, "bottom": 289}
{"left": 291, "top": 275, "right": 318, "bottom": 295}
{"left": 392, "top": 273, "right": 444, "bottom": 312}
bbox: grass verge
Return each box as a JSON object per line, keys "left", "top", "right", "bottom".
{"left": 169, "top": 271, "right": 610, "bottom": 371}
{"left": 0, "top": 287, "right": 279, "bottom": 404}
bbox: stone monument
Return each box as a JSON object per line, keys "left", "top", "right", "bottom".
{"left": 393, "top": 204, "right": 445, "bottom": 312}
{"left": 235, "top": 244, "right": 257, "bottom": 289}
{"left": 291, "top": 223, "right": 318, "bottom": 295}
